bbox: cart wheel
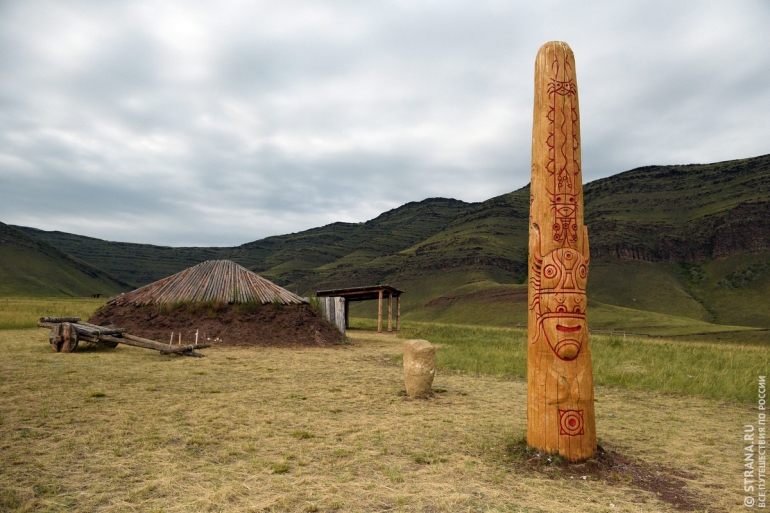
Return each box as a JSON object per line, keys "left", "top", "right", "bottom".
{"left": 49, "top": 324, "right": 63, "bottom": 352}
{"left": 60, "top": 323, "right": 79, "bottom": 353}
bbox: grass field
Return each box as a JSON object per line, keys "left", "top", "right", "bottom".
{"left": 393, "top": 321, "right": 768, "bottom": 403}
{"left": 0, "top": 297, "right": 107, "bottom": 330}
{"left": 0, "top": 328, "right": 756, "bottom": 512}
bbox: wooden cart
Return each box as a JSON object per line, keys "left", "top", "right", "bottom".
{"left": 38, "top": 317, "right": 210, "bottom": 357}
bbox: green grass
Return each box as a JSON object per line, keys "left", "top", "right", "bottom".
{"left": 0, "top": 222, "right": 129, "bottom": 297}
{"left": 689, "top": 254, "right": 770, "bottom": 327}
{"left": 398, "top": 321, "right": 769, "bottom": 403}
{"left": 586, "top": 299, "right": 759, "bottom": 336}
{"left": 0, "top": 297, "right": 107, "bottom": 330}
{"left": 588, "top": 260, "right": 712, "bottom": 321}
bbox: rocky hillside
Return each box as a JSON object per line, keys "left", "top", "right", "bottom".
{"left": 10, "top": 154, "right": 770, "bottom": 329}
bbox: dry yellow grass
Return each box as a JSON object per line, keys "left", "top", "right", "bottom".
{"left": 0, "top": 328, "right": 752, "bottom": 512}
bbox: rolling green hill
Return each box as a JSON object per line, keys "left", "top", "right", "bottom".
{"left": 0, "top": 222, "right": 130, "bottom": 297}
{"left": 10, "top": 154, "right": 770, "bottom": 334}
{"left": 15, "top": 197, "right": 471, "bottom": 289}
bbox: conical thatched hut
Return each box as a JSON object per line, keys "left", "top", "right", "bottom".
{"left": 90, "top": 260, "right": 344, "bottom": 347}
{"left": 109, "top": 260, "right": 306, "bottom": 307}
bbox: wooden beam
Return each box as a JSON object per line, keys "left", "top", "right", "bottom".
{"left": 387, "top": 292, "right": 393, "bottom": 332}
{"left": 100, "top": 333, "right": 210, "bottom": 355}
{"left": 100, "top": 334, "right": 165, "bottom": 351}
{"left": 397, "top": 296, "right": 401, "bottom": 331}
{"left": 40, "top": 316, "right": 80, "bottom": 324}
{"left": 377, "top": 290, "right": 383, "bottom": 333}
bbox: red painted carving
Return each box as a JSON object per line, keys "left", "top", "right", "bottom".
{"left": 559, "top": 409, "right": 585, "bottom": 436}
{"left": 529, "top": 49, "right": 588, "bottom": 363}
{"left": 546, "top": 52, "right": 580, "bottom": 247}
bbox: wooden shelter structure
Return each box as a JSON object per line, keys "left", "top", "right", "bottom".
{"left": 316, "top": 285, "right": 403, "bottom": 333}
{"left": 110, "top": 260, "right": 306, "bottom": 307}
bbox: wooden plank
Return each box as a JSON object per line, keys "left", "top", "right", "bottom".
{"left": 335, "top": 297, "right": 345, "bottom": 335}
{"left": 99, "top": 334, "right": 163, "bottom": 351}
{"left": 75, "top": 321, "right": 127, "bottom": 335}
{"left": 40, "top": 316, "right": 80, "bottom": 324}
{"left": 123, "top": 333, "right": 210, "bottom": 352}
{"left": 71, "top": 323, "right": 126, "bottom": 338}
{"left": 387, "top": 292, "right": 392, "bottom": 332}
{"left": 377, "top": 290, "right": 383, "bottom": 333}
{"left": 160, "top": 343, "right": 212, "bottom": 354}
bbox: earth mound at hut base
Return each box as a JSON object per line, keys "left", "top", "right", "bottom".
{"left": 89, "top": 302, "right": 346, "bottom": 348}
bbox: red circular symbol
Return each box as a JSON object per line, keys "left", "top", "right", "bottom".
{"left": 559, "top": 409, "right": 584, "bottom": 436}
{"left": 544, "top": 265, "right": 557, "bottom": 279}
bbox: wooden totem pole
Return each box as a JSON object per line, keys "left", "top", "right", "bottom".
{"left": 527, "top": 41, "right": 596, "bottom": 462}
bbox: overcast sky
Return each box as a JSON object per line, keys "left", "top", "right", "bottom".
{"left": 1, "top": 1, "right": 768, "bottom": 246}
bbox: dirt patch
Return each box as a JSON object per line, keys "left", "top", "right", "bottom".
{"left": 506, "top": 439, "right": 714, "bottom": 512}
{"left": 88, "top": 302, "right": 346, "bottom": 348}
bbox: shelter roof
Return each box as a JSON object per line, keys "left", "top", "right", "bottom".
{"left": 110, "top": 260, "right": 306, "bottom": 306}
{"left": 315, "top": 285, "right": 403, "bottom": 302}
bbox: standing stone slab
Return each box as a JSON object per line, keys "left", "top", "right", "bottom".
{"left": 527, "top": 41, "right": 596, "bottom": 462}
{"left": 403, "top": 339, "right": 435, "bottom": 398}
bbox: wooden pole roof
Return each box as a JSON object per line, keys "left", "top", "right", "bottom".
{"left": 110, "top": 260, "right": 306, "bottom": 306}
{"left": 315, "top": 285, "right": 403, "bottom": 302}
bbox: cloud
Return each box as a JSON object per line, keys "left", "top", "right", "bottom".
{"left": 1, "top": 0, "right": 768, "bottom": 245}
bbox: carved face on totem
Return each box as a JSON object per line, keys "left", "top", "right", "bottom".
{"left": 529, "top": 222, "right": 589, "bottom": 362}
{"left": 537, "top": 246, "right": 588, "bottom": 360}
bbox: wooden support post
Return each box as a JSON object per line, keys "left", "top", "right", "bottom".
{"left": 387, "top": 292, "right": 393, "bottom": 332}
{"left": 377, "top": 290, "right": 383, "bottom": 333}
{"left": 344, "top": 298, "right": 349, "bottom": 329}
{"left": 397, "top": 296, "right": 401, "bottom": 331}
